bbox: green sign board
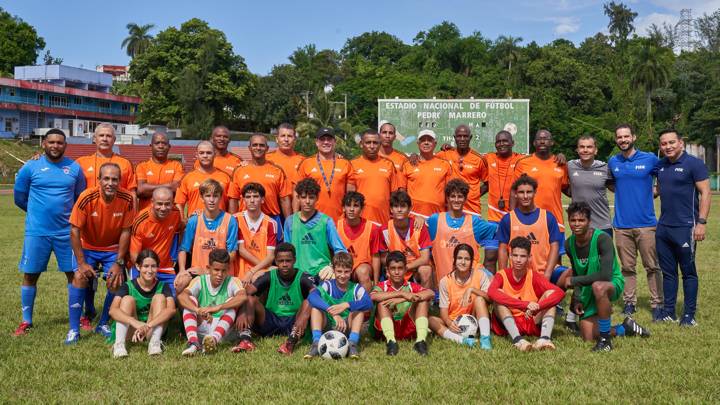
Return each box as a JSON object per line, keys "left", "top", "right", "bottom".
{"left": 378, "top": 98, "right": 529, "bottom": 154}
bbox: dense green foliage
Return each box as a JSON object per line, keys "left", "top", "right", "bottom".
{"left": 0, "top": 7, "right": 46, "bottom": 75}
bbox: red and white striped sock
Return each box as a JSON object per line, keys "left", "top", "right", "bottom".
{"left": 211, "top": 308, "right": 236, "bottom": 342}
{"left": 183, "top": 297, "right": 200, "bottom": 344}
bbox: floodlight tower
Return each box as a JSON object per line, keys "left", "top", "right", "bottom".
{"left": 676, "top": 8, "right": 695, "bottom": 53}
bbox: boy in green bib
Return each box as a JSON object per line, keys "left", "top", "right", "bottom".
{"left": 284, "top": 179, "right": 347, "bottom": 281}
{"left": 109, "top": 249, "right": 176, "bottom": 358}
{"left": 305, "top": 253, "right": 372, "bottom": 359}
{"left": 177, "top": 248, "right": 249, "bottom": 356}
{"left": 238, "top": 243, "right": 316, "bottom": 355}
{"left": 563, "top": 202, "right": 650, "bottom": 352}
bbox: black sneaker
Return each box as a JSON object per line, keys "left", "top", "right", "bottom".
{"left": 348, "top": 342, "right": 360, "bottom": 359}
{"left": 413, "top": 340, "right": 429, "bottom": 356}
{"left": 652, "top": 307, "right": 664, "bottom": 322}
{"left": 679, "top": 314, "right": 698, "bottom": 328}
{"left": 565, "top": 320, "right": 580, "bottom": 336}
{"left": 592, "top": 337, "right": 613, "bottom": 352}
{"left": 622, "top": 303, "right": 636, "bottom": 316}
{"left": 623, "top": 317, "right": 651, "bottom": 337}
{"left": 386, "top": 340, "right": 399, "bottom": 356}
{"left": 304, "top": 342, "right": 319, "bottom": 359}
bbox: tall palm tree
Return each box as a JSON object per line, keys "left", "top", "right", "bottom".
{"left": 121, "top": 23, "right": 155, "bottom": 58}
{"left": 495, "top": 35, "right": 523, "bottom": 95}
{"left": 631, "top": 43, "right": 671, "bottom": 135}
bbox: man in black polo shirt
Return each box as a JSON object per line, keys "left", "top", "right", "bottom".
{"left": 655, "top": 129, "right": 711, "bottom": 327}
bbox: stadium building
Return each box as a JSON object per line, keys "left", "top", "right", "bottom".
{"left": 0, "top": 64, "right": 140, "bottom": 139}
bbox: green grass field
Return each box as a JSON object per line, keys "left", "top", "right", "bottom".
{"left": 1, "top": 194, "right": 719, "bottom": 403}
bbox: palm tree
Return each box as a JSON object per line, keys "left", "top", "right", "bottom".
{"left": 495, "top": 35, "right": 523, "bottom": 95}
{"left": 121, "top": 23, "right": 155, "bottom": 58}
{"left": 631, "top": 43, "right": 671, "bottom": 135}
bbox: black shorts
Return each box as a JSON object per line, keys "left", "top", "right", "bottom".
{"left": 255, "top": 310, "right": 296, "bottom": 337}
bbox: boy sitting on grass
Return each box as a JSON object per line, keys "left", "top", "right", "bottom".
{"left": 177, "top": 248, "right": 248, "bottom": 356}
{"left": 371, "top": 251, "right": 434, "bottom": 356}
{"left": 305, "top": 252, "right": 372, "bottom": 359}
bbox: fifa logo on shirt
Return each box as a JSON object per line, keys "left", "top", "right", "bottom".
{"left": 301, "top": 233, "right": 316, "bottom": 245}
{"left": 674, "top": 168, "right": 684, "bottom": 172}
{"left": 635, "top": 165, "right": 646, "bottom": 170}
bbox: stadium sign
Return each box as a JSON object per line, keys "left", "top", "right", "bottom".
{"left": 378, "top": 98, "right": 529, "bottom": 154}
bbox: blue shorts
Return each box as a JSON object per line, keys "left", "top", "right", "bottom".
{"left": 72, "top": 249, "right": 117, "bottom": 276}
{"left": 558, "top": 232, "right": 566, "bottom": 256}
{"left": 19, "top": 234, "right": 74, "bottom": 273}
{"left": 255, "top": 310, "right": 295, "bottom": 337}
{"left": 550, "top": 265, "right": 569, "bottom": 285}
{"left": 480, "top": 239, "right": 499, "bottom": 250}
{"left": 130, "top": 267, "right": 177, "bottom": 297}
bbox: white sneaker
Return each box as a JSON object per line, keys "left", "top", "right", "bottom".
{"left": 202, "top": 335, "right": 218, "bottom": 354}
{"left": 513, "top": 338, "right": 533, "bottom": 352}
{"left": 148, "top": 339, "right": 163, "bottom": 356}
{"left": 113, "top": 343, "right": 128, "bottom": 358}
{"left": 532, "top": 338, "right": 556, "bottom": 351}
{"left": 182, "top": 342, "right": 200, "bottom": 356}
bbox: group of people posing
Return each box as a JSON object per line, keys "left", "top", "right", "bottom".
{"left": 13, "top": 120, "right": 710, "bottom": 358}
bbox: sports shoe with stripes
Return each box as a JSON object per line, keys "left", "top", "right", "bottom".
{"left": 660, "top": 315, "right": 678, "bottom": 323}
{"left": 591, "top": 337, "right": 613, "bottom": 352}
{"left": 622, "top": 317, "right": 651, "bottom": 337}
{"left": 679, "top": 315, "right": 698, "bottom": 327}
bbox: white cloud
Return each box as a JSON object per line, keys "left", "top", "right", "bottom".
{"left": 635, "top": 12, "right": 679, "bottom": 35}
{"left": 552, "top": 17, "right": 581, "bottom": 34}
{"left": 648, "top": 0, "right": 720, "bottom": 15}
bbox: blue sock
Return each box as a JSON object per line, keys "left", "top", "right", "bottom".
{"left": 97, "top": 291, "right": 114, "bottom": 326}
{"left": 21, "top": 286, "right": 37, "bottom": 324}
{"left": 68, "top": 285, "right": 86, "bottom": 332}
{"left": 312, "top": 329, "right": 322, "bottom": 343}
{"left": 349, "top": 332, "right": 360, "bottom": 345}
{"left": 614, "top": 324, "right": 626, "bottom": 337}
{"left": 598, "top": 318, "right": 611, "bottom": 338}
{"left": 84, "top": 285, "right": 96, "bottom": 317}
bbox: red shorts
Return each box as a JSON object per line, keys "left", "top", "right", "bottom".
{"left": 491, "top": 313, "right": 541, "bottom": 337}
{"left": 374, "top": 312, "right": 417, "bottom": 341}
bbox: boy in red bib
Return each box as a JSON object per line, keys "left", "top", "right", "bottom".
{"left": 489, "top": 236, "right": 565, "bottom": 351}
{"left": 372, "top": 251, "right": 433, "bottom": 356}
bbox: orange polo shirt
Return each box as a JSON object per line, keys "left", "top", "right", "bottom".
{"left": 401, "top": 156, "right": 453, "bottom": 218}
{"left": 193, "top": 151, "right": 243, "bottom": 176}
{"left": 436, "top": 149, "right": 487, "bottom": 215}
{"left": 135, "top": 159, "right": 185, "bottom": 210}
{"left": 297, "top": 154, "right": 353, "bottom": 220}
{"left": 175, "top": 169, "right": 231, "bottom": 216}
{"left": 70, "top": 187, "right": 134, "bottom": 251}
{"left": 513, "top": 154, "right": 569, "bottom": 229}
{"left": 349, "top": 156, "right": 399, "bottom": 225}
{"left": 75, "top": 153, "right": 137, "bottom": 191}
{"left": 228, "top": 162, "right": 292, "bottom": 216}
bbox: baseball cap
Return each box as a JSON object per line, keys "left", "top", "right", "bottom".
{"left": 418, "top": 129, "right": 437, "bottom": 140}
{"left": 315, "top": 127, "right": 335, "bottom": 138}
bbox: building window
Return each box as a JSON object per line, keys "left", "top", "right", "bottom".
{"left": 5, "top": 119, "right": 12, "bottom": 132}
{"left": 9, "top": 88, "right": 15, "bottom": 97}
{"left": 122, "top": 104, "right": 128, "bottom": 111}
{"left": 74, "top": 97, "right": 82, "bottom": 105}
{"left": 98, "top": 101, "right": 110, "bottom": 109}
{"left": 37, "top": 94, "right": 44, "bottom": 104}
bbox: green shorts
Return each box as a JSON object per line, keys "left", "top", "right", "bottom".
{"left": 579, "top": 278, "right": 624, "bottom": 320}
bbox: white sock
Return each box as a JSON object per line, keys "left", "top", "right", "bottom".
{"left": 115, "top": 322, "right": 128, "bottom": 345}
{"left": 478, "top": 317, "right": 490, "bottom": 337}
{"left": 442, "top": 330, "right": 464, "bottom": 344}
{"left": 541, "top": 316, "right": 555, "bottom": 338}
{"left": 566, "top": 311, "right": 577, "bottom": 322}
{"left": 150, "top": 325, "right": 164, "bottom": 343}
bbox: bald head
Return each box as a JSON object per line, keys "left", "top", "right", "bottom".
{"left": 197, "top": 141, "right": 215, "bottom": 169}
{"left": 151, "top": 186, "right": 174, "bottom": 219}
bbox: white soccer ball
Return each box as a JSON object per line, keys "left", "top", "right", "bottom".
{"left": 318, "top": 330, "right": 349, "bottom": 360}
{"left": 455, "top": 314, "right": 479, "bottom": 338}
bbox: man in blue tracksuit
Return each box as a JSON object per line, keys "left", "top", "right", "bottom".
{"left": 655, "top": 130, "right": 711, "bottom": 327}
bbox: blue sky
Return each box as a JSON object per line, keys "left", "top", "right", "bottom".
{"left": 4, "top": 0, "right": 719, "bottom": 75}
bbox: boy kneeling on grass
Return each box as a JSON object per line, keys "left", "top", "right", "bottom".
{"left": 177, "top": 248, "right": 249, "bottom": 356}
{"left": 305, "top": 252, "right": 372, "bottom": 359}
{"left": 109, "top": 249, "right": 176, "bottom": 358}
{"left": 371, "top": 251, "right": 434, "bottom": 356}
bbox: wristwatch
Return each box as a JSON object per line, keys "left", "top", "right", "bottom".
{"left": 697, "top": 218, "right": 707, "bottom": 225}
{"left": 115, "top": 259, "right": 126, "bottom": 266}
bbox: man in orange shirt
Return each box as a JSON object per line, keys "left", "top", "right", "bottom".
{"left": 135, "top": 132, "right": 184, "bottom": 210}
{"left": 75, "top": 123, "right": 136, "bottom": 194}
{"left": 436, "top": 125, "right": 487, "bottom": 217}
{"left": 378, "top": 122, "right": 409, "bottom": 174}
{"left": 512, "top": 129, "right": 569, "bottom": 234}
{"left": 267, "top": 123, "right": 304, "bottom": 189}
{"left": 228, "top": 134, "right": 292, "bottom": 231}
{"left": 175, "top": 141, "right": 232, "bottom": 221}
{"left": 130, "top": 186, "right": 183, "bottom": 295}
{"left": 193, "top": 126, "right": 243, "bottom": 176}
{"left": 296, "top": 127, "right": 354, "bottom": 220}
{"left": 401, "top": 130, "right": 453, "bottom": 218}
{"left": 349, "top": 129, "right": 401, "bottom": 225}
{"left": 336, "top": 191, "right": 386, "bottom": 293}
{"left": 481, "top": 130, "right": 526, "bottom": 223}
{"left": 67, "top": 163, "right": 134, "bottom": 344}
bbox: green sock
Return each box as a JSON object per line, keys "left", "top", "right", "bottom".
{"left": 380, "top": 318, "right": 396, "bottom": 342}
{"left": 415, "top": 317, "right": 429, "bottom": 342}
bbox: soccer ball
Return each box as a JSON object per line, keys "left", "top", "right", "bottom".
{"left": 455, "top": 314, "right": 478, "bottom": 338}
{"left": 318, "top": 330, "right": 349, "bottom": 360}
